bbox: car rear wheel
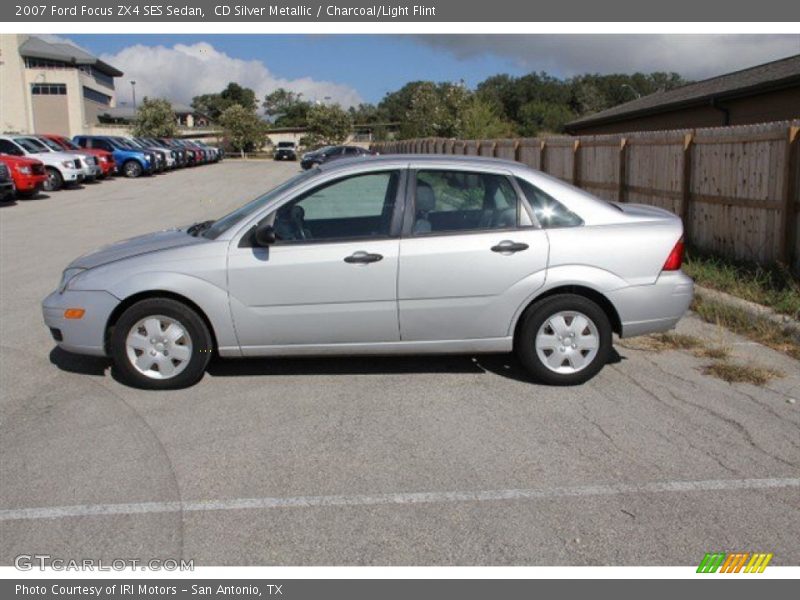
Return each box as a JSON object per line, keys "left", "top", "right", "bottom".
{"left": 122, "top": 160, "right": 143, "bottom": 178}
{"left": 110, "top": 298, "right": 213, "bottom": 390}
{"left": 516, "top": 294, "right": 612, "bottom": 385}
{"left": 43, "top": 167, "right": 63, "bottom": 192}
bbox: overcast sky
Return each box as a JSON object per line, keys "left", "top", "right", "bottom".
{"left": 64, "top": 34, "right": 799, "bottom": 107}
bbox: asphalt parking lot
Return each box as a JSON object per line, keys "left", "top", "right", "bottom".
{"left": 1, "top": 160, "right": 798, "bottom": 566}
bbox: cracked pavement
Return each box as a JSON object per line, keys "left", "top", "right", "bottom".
{"left": 1, "top": 161, "right": 798, "bottom": 565}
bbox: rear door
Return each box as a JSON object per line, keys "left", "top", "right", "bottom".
{"left": 398, "top": 166, "right": 549, "bottom": 342}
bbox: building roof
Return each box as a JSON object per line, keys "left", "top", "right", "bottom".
{"left": 19, "top": 35, "right": 123, "bottom": 78}
{"left": 566, "top": 54, "right": 800, "bottom": 131}
{"left": 99, "top": 102, "right": 206, "bottom": 121}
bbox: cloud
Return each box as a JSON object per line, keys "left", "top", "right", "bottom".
{"left": 414, "top": 35, "right": 800, "bottom": 79}
{"left": 98, "top": 41, "right": 363, "bottom": 108}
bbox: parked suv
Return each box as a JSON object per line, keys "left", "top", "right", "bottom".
{"left": 274, "top": 141, "right": 297, "bottom": 161}
{"left": 31, "top": 135, "right": 102, "bottom": 181}
{"left": 73, "top": 136, "right": 154, "bottom": 178}
{"left": 42, "top": 134, "right": 115, "bottom": 178}
{"left": 0, "top": 153, "right": 47, "bottom": 198}
{"left": 0, "top": 135, "right": 84, "bottom": 191}
{"left": 126, "top": 137, "right": 171, "bottom": 170}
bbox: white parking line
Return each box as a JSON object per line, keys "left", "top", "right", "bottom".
{"left": 1, "top": 477, "right": 798, "bottom": 522}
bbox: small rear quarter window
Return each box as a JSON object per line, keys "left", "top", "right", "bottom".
{"left": 515, "top": 177, "right": 583, "bottom": 228}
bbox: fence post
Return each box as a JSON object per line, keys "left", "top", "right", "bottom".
{"left": 779, "top": 125, "right": 799, "bottom": 265}
{"left": 572, "top": 139, "right": 581, "bottom": 187}
{"left": 681, "top": 132, "right": 694, "bottom": 244}
{"left": 513, "top": 140, "right": 521, "bottom": 163}
{"left": 618, "top": 137, "right": 628, "bottom": 202}
{"left": 539, "top": 139, "right": 547, "bottom": 172}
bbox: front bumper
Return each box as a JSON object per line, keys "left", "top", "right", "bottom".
{"left": 13, "top": 173, "right": 46, "bottom": 192}
{"left": 62, "top": 167, "right": 85, "bottom": 184}
{"left": 607, "top": 270, "right": 694, "bottom": 338}
{"left": 42, "top": 289, "right": 121, "bottom": 356}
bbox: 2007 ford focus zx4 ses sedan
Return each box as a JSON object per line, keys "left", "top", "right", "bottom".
{"left": 42, "top": 155, "right": 693, "bottom": 390}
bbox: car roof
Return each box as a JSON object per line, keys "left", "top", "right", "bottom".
{"left": 317, "top": 153, "right": 524, "bottom": 173}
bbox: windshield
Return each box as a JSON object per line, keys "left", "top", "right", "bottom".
{"left": 114, "top": 138, "right": 136, "bottom": 149}
{"left": 278, "top": 142, "right": 294, "bottom": 148}
{"left": 15, "top": 137, "right": 48, "bottom": 153}
{"left": 203, "top": 170, "right": 317, "bottom": 240}
{"left": 60, "top": 138, "right": 81, "bottom": 151}
{"left": 38, "top": 137, "right": 66, "bottom": 152}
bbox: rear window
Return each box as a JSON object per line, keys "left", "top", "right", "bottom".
{"left": 515, "top": 177, "right": 583, "bottom": 229}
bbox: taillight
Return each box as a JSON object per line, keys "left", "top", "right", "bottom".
{"left": 663, "top": 238, "right": 684, "bottom": 271}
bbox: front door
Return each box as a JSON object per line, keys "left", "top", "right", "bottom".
{"left": 228, "top": 169, "right": 404, "bottom": 352}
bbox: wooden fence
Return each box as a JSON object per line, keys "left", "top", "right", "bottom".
{"left": 371, "top": 120, "right": 800, "bottom": 273}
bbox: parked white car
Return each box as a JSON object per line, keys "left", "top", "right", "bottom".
{"left": 33, "top": 135, "right": 103, "bottom": 181}
{"left": 0, "top": 135, "right": 86, "bottom": 191}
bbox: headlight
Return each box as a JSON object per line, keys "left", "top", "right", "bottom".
{"left": 59, "top": 268, "right": 86, "bottom": 293}
{"left": 99, "top": 155, "right": 108, "bottom": 163}
{"left": 61, "top": 160, "right": 74, "bottom": 168}
{"left": 16, "top": 165, "right": 31, "bottom": 174}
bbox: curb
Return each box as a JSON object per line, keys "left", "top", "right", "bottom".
{"left": 694, "top": 284, "right": 800, "bottom": 341}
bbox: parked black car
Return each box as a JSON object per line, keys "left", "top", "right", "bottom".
{"left": 273, "top": 141, "right": 297, "bottom": 161}
{"left": 300, "top": 145, "right": 372, "bottom": 170}
{"left": 0, "top": 162, "right": 15, "bottom": 202}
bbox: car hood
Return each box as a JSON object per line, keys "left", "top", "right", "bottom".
{"left": 30, "top": 151, "right": 82, "bottom": 163}
{"left": 69, "top": 228, "right": 205, "bottom": 269}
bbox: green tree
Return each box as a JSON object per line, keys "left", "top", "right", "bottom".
{"left": 263, "top": 88, "right": 311, "bottom": 127}
{"left": 459, "top": 96, "right": 516, "bottom": 139}
{"left": 191, "top": 82, "right": 257, "bottom": 121}
{"left": 303, "top": 103, "right": 352, "bottom": 147}
{"left": 518, "top": 101, "right": 574, "bottom": 136}
{"left": 401, "top": 81, "right": 470, "bottom": 139}
{"left": 132, "top": 97, "right": 178, "bottom": 137}
{"left": 219, "top": 104, "right": 267, "bottom": 158}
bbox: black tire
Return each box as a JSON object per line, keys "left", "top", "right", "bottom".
{"left": 110, "top": 298, "right": 213, "bottom": 390}
{"left": 43, "top": 167, "right": 63, "bottom": 192}
{"left": 515, "top": 294, "right": 612, "bottom": 386}
{"left": 122, "top": 159, "right": 143, "bottom": 178}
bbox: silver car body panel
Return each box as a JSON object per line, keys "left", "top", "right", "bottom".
{"left": 43, "top": 155, "right": 693, "bottom": 359}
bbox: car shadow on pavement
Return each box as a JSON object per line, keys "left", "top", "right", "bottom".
{"left": 0, "top": 199, "right": 18, "bottom": 208}
{"left": 49, "top": 347, "right": 109, "bottom": 376}
{"left": 49, "top": 346, "right": 623, "bottom": 386}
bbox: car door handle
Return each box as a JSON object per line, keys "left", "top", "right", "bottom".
{"left": 491, "top": 241, "right": 529, "bottom": 254}
{"left": 344, "top": 251, "right": 384, "bottom": 264}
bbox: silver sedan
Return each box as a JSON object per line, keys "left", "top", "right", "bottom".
{"left": 42, "top": 155, "right": 693, "bottom": 389}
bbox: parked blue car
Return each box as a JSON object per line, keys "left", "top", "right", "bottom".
{"left": 73, "top": 135, "right": 155, "bottom": 178}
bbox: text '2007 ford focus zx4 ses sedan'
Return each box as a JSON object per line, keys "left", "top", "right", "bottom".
{"left": 43, "top": 155, "right": 693, "bottom": 389}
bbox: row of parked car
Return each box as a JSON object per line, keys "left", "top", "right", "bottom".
{"left": 0, "top": 134, "right": 223, "bottom": 202}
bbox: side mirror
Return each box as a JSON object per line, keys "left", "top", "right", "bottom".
{"left": 254, "top": 222, "right": 276, "bottom": 246}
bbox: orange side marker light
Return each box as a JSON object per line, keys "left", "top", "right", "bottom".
{"left": 64, "top": 308, "right": 85, "bottom": 319}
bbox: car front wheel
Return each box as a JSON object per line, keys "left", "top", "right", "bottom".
{"left": 43, "top": 167, "right": 63, "bottom": 192}
{"left": 110, "top": 298, "right": 213, "bottom": 389}
{"left": 516, "top": 294, "right": 612, "bottom": 385}
{"left": 122, "top": 160, "right": 143, "bottom": 178}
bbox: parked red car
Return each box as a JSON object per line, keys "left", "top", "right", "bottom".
{"left": 0, "top": 153, "right": 47, "bottom": 198}
{"left": 41, "top": 134, "right": 116, "bottom": 178}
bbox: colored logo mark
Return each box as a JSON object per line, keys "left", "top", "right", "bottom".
{"left": 697, "top": 552, "right": 773, "bottom": 573}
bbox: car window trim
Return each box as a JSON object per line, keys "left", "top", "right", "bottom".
{"left": 238, "top": 168, "right": 408, "bottom": 248}
{"left": 402, "top": 167, "right": 539, "bottom": 239}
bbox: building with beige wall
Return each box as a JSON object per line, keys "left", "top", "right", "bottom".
{"left": 0, "top": 34, "right": 122, "bottom": 137}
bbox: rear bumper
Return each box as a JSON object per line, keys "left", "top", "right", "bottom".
{"left": 42, "top": 289, "right": 120, "bottom": 356}
{"left": 607, "top": 271, "right": 694, "bottom": 338}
